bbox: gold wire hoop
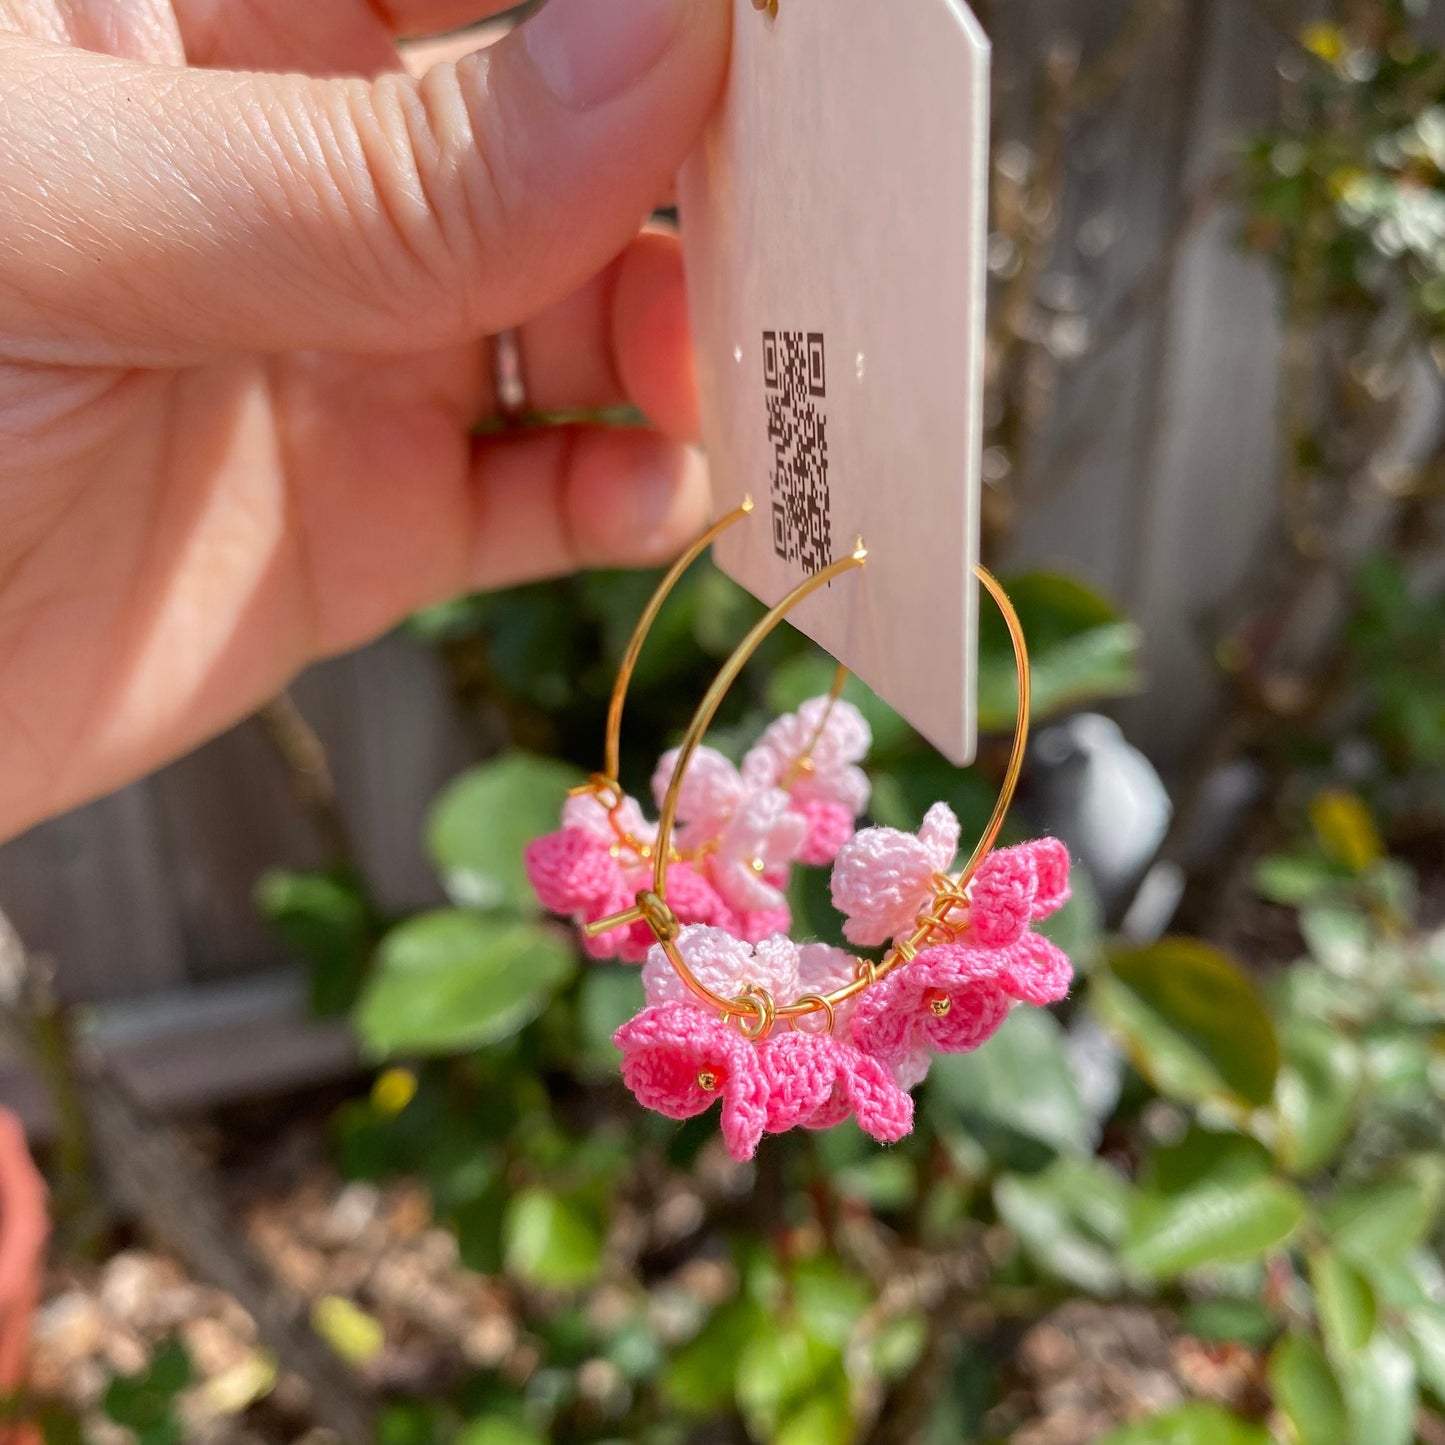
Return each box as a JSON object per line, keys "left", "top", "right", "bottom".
{"left": 588, "top": 544, "right": 1032, "bottom": 1037}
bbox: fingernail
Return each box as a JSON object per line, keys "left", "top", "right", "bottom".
{"left": 524, "top": 0, "right": 687, "bottom": 110}
{"left": 628, "top": 444, "right": 709, "bottom": 558}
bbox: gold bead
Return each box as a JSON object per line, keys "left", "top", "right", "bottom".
{"left": 697, "top": 1070, "right": 719, "bottom": 1093}
{"left": 928, "top": 993, "right": 952, "bottom": 1018}
{"left": 749, "top": 856, "right": 767, "bottom": 876}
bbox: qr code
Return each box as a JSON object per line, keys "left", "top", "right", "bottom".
{"left": 764, "top": 331, "right": 831, "bottom": 574}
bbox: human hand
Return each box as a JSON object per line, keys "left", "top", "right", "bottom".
{"left": 0, "top": 0, "right": 728, "bottom": 841}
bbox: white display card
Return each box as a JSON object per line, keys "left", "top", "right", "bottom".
{"left": 679, "top": 0, "right": 991, "bottom": 765}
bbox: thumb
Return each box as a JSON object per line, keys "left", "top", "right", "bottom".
{"left": 0, "top": 0, "right": 730, "bottom": 363}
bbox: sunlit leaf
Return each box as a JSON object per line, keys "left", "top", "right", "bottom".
{"left": 976, "top": 573, "right": 1143, "bottom": 731}
{"left": 1342, "top": 1337, "right": 1417, "bottom": 1445}
{"left": 1310, "top": 1251, "right": 1377, "bottom": 1359}
{"left": 311, "top": 1296, "right": 385, "bottom": 1367}
{"left": 995, "top": 1157, "right": 1135, "bottom": 1295}
{"left": 1095, "top": 940, "right": 1280, "bottom": 1108}
{"left": 1096, "top": 1403, "right": 1271, "bottom": 1445}
{"left": 1274, "top": 1021, "right": 1363, "bottom": 1175}
{"left": 355, "top": 911, "right": 574, "bottom": 1058}
{"left": 1321, "top": 1174, "right": 1438, "bottom": 1272}
{"left": 1405, "top": 1306, "right": 1445, "bottom": 1405}
{"left": 1123, "top": 1176, "right": 1304, "bottom": 1279}
{"left": 503, "top": 1188, "right": 603, "bottom": 1290}
{"left": 929, "top": 1009, "right": 1091, "bottom": 1157}
{"left": 665, "top": 1299, "right": 764, "bottom": 1414}
{"left": 1269, "top": 1333, "right": 1346, "bottom": 1445}
{"left": 427, "top": 752, "right": 584, "bottom": 910}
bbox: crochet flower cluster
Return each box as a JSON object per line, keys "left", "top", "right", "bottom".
{"left": 524, "top": 695, "right": 1073, "bottom": 1161}
{"left": 523, "top": 696, "right": 871, "bottom": 962}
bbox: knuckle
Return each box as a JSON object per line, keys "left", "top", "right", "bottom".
{"left": 324, "top": 58, "right": 521, "bottom": 337}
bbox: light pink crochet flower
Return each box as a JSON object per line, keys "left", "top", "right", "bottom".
{"left": 642, "top": 926, "right": 801, "bottom": 1010}
{"left": 652, "top": 749, "right": 809, "bottom": 916}
{"left": 651, "top": 746, "right": 747, "bottom": 851}
{"left": 830, "top": 802, "right": 961, "bottom": 947}
{"left": 758, "top": 1031, "right": 914, "bottom": 1142}
{"left": 711, "top": 789, "right": 807, "bottom": 913}
{"left": 615, "top": 1002, "right": 769, "bottom": 1161}
{"left": 744, "top": 697, "right": 872, "bottom": 863}
{"left": 562, "top": 789, "right": 657, "bottom": 853}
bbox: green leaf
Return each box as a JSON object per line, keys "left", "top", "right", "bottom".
{"left": 1321, "top": 1175, "right": 1437, "bottom": 1271}
{"left": 575, "top": 966, "right": 643, "bottom": 1077}
{"left": 1299, "top": 905, "right": 1372, "bottom": 976}
{"left": 1096, "top": 1403, "right": 1271, "bottom": 1445}
{"left": 1269, "top": 1333, "right": 1347, "bottom": 1445}
{"left": 503, "top": 1188, "right": 603, "bottom": 1290}
{"left": 1274, "top": 1022, "right": 1363, "bottom": 1176}
{"left": 736, "top": 1326, "right": 844, "bottom": 1440}
{"left": 774, "top": 1386, "right": 853, "bottom": 1445}
{"left": 459, "top": 1420, "right": 547, "bottom": 1445}
{"left": 144, "top": 1344, "right": 192, "bottom": 1397}
{"left": 791, "top": 1258, "right": 872, "bottom": 1349}
{"left": 994, "top": 1157, "right": 1135, "bottom": 1295}
{"left": 1310, "top": 1251, "right": 1376, "bottom": 1358}
{"left": 1123, "top": 1176, "right": 1305, "bottom": 1279}
{"left": 665, "top": 1299, "right": 764, "bottom": 1414}
{"left": 976, "top": 573, "right": 1143, "bottom": 730}
{"left": 354, "top": 911, "right": 575, "bottom": 1058}
{"left": 1096, "top": 940, "right": 1280, "bottom": 1108}
{"left": 1342, "top": 1337, "right": 1417, "bottom": 1445}
{"left": 255, "top": 869, "right": 376, "bottom": 1015}
{"left": 928, "top": 1009, "right": 1091, "bottom": 1156}
{"left": 427, "top": 752, "right": 584, "bottom": 910}
{"left": 1253, "top": 852, "right": 1343, "bottom": 909}
{"left": 1181, "top": 1299, "right": 1279, "bottom": 1349}
{"left": 1143, "top": 1127, "right": 1272, "bottom": 1197}
{"left": 1404, "top": 1306, "right": 1445, "bottom": 1404}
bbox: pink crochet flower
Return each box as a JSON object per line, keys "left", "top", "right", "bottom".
{"left": 966, "top": 838, "right": 1073, "bottom": 948}
{"left": 758, "top": 1031, "right": 914, "bottom": 1142}
{"left": 850, "top": 934, "right": 1073, "bottom": 1066}
{"left": 793, "top": 799, "right": 858, "bottom": 867}
{"left": 615, "top": 1003, "right": 770, "bottom": 1161}
{"left": 523, "top": 828, "right": 621, "bottom": 917}
{"left": 830, "top": 802, "right": 961, "bottom": 947}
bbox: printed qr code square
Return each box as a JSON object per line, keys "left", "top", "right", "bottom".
{"left": 764, "top": 330, "right": 832, "bottom": 575}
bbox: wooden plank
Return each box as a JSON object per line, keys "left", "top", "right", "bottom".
{"left": 0, "top": 783, "right": 188, "bottom": 1002}
{"left": 1005, "top": 0, "right": 1205, "bottom": 607}
{"left": 1, "top": 970, "right": 357, "bottom": 1137}
{"left": 148, "top": 718, "right": 325, "bottom": 983}
{"left": 1118, "top": 0, "right": 1287, "bottom": 767}
{"left": 293, "top": 634, "right": 475, "bottom": 916}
